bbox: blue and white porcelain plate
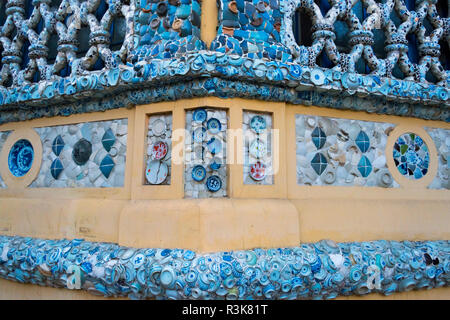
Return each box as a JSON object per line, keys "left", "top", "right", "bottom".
{"left": 192, "top": 165, "right": 206, "bottom": 182}
{"left": 8, "top": 139, "right": 34, "bottom": 177}
{"left": 206, "top": 137, "right": 222, "bottom": 154}
{"left": 207, "top": 118, "right": 221, "bottom": 134}
{"left": 193, "top": 108, "right": 207, "bottom": 123}
{"left": 192, "top": 127, "right": 207, "bottom": 143}
{"left": 250, "top": 115, "right": 266, "bottom": 134}
{"left": 206, "top": 175, "right": 222, "bottom": 192}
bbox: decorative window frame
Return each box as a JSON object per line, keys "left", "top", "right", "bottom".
{"left": 0, "top": 109, "right": 134, "bottom": 200}
{"left": 386, "top": 125, "right": 439, "bottom": 189}
{"left": 286, "top": 104, "right": 450, "bottom": 200}
{"left": 229, "top": 99, "right": 287, "bottom": 199}
{"left": 0, "top": 128, "right": 43, "bottom": 189}
{"left": 132, "top": 102, "right": 184, "bottom": 200}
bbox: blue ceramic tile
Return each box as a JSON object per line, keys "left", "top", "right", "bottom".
{"left": 355, "top": 131, "right": 370, "bottom": 153}
{"left": 99, "top": 154, "right": 115, "bottom": 178}
{"left": 52, "top": 135, "right": 65, "bottom": 157}
{"left": 357, "top": 155, "right": 372, "bottom": 178}
{"left": 311, "top": 127, "right": 326, "bottom": 150}
{"left": 311, "top": 153, "right": 328, "bottom": 175}
{"left": 102, "top": 128, "right": 116, "bottom": 152}
{"left": 50, "top": 158, "right": 64, "bottom": 180}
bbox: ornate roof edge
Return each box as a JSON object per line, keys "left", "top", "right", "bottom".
{"left": 0, "top": 52, "right": 449, "bottom": 124}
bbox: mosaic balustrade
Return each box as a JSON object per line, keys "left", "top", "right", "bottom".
{"left": 282, "top": 0, "right": 448, "bottom": 86}
{"left": 0, "top": 0, "right": 447, "bottom": 124}
{"left": 30, "top": 119, "right": 128, "bottom": 188}
{"left": 185, "top": 108, "right": 228, "bottom": 198}
{"left": 296, "top": 115, "right": 398, "bottom": 187}
{"left": 132, "top": 0, "right": 205, "bottom": 61}
{"left": 0, "top": 235, "right": 448, "bottom": 299}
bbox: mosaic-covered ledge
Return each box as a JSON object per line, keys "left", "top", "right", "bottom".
{"left": 0, "top": 82, "right": 448, "bottom": 128}
{"left": 0, "top": 235, "right": 448, "bottom": 300}
{"left": 0, "top": 52, "right": 448, "bottom": 124}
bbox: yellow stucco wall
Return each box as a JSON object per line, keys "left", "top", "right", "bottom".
{"left": 0, "top": 97, "right": 448, "bottom": 299}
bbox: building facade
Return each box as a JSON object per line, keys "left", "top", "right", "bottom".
{"left": 0, "top": 0, "right": 448, "bottom": 299}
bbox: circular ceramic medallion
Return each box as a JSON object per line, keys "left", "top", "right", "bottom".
{"left": 249, "top": 139, "right": 267, "bottom": 159}
{"left": 249, "top": 161, "right": 266, "bottom": 181}
{"left": 206, "top": 175, "right": 222, "bottom": 192}
{"left": 192, "top": 165, "right": 206, "bottom": 182}
{"left": 250, "top": 115, "right": 267, "bottom": 134}
{"left": 72, "top": 138, "right": 92, "bottom": 166}
{"left": 207, "top": 118, "right": 222, "bottom": 134}
{"left": 193, "top": 108, "right": 207, "bottom": 123}
{"left": 152, "top": 118, "right": 166, "bottom": 137}
{"left": 192, "top": 127, "right": 207, "bottom": 143}
{"left": 145, "top": 160, "right": 168, "bottom": 184}
{"left": 206, "top": 137, "right": 222, "bottom": 154}
{"left": 160, "top": 267, "right": 176, "bottom": 287}
{"left": 151, "top": 141, "right": 168, "bottom": 160}
{"left": 393, "top": 133, "right": 429, "bottom": 180}
{"left": 8, "top": 139, "right": 34, "bottom": 177}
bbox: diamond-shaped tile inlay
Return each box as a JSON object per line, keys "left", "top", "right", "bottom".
{"left": 99, "top": 154, "right": 115, "bottom": 178}
{"left": 355, "top": 131, "right": 370, "bottom": 153}
{"left": 311, "top": 127, "right": 326, "bottom": 150}
{"left": 357, "top": 155, "right": 372, "bottom": 178}
{"left": 50, "top": 158, "right": 64, "bottom": 180}
{"left": 311, "top": 153, "right": 328, "bottom": 176}
{"left": 102, "top": 128, "right": 116, "bottom": 152}
{"left": 52, "top": 135, "right": 65, "bottom": 156}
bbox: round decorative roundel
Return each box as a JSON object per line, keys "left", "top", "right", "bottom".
{"left": 72, "top": 138, "right": 93, "bottom": 166}
{"left": 8, "top": 139, "right": 34, "bottom": 177}
{"left": 393, "top": 133, "right": 430, "bottom": 180}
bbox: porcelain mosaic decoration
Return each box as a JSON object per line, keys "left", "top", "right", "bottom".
{"left": 30, "top": 119, "right": 128, "bottom": 188}
{"left": 296, "top": 115, "right": 398, "bottom": 187}
{"left": 185, "top": 108, "right": 227, "bottom": 198}
{"left": 132, "top": 0, "right": 205, "bottom": 61}
{"left": 0, "top": 131, "right": 11, "bottom": 188}
{"left": 0, "top": 235, "right": 448, "bottom": 300}
{"left": 243, "top": 111, "right": 273, "bottom": 185}
{"left": 0, "top": 0, "right": 447, "bottom": 126}
{"left": 425, "top": 127, "right": 450, "bottom": 189}
{"left": 145, "top": 113, "right": 172, "bottom": 185}
{"left": 211, "top": 0, "right": 293, "bottom": 62}
{"left": 8, "top": 139, "right": 35, "bottom": 177}
{"left": 393, "top": 133, "right": 430, "bottom": 180}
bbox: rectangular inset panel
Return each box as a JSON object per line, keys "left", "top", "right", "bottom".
{"left": 243, "top": 111, "right": 273, "bottom": 185}
{"left": 295, "top": 114, "right": 398, "bottom": 187}
{"left": 145, "top": 113, "right": 172, "bottom": 185}
{"left": 425, "top": 127, "right": 449, "bottom": 189}
{"left": 0, "top": 131, "right": 11, "bottom": 188}
{"left": 30, "top": 118, "right": 128, "bottom": 188}
{"left": 185, "top": 108, "right": 227, "bottom": 198}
